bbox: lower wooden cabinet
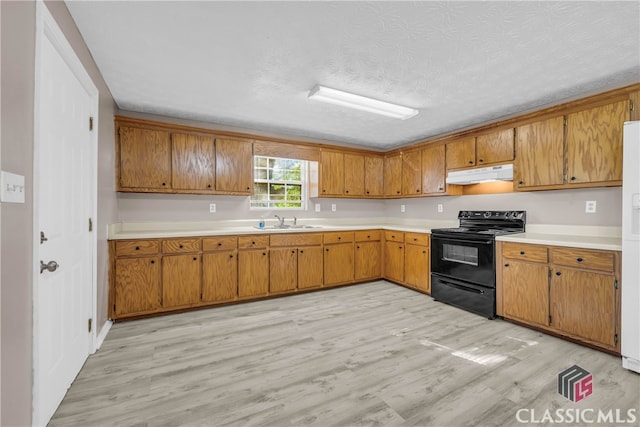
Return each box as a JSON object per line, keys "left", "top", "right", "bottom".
{"left": 113, "top": 256, "right": 161, "bottom": 317}
{"left": 383, "top": 231, "right": 431, "bottom": 294}
{"left": 298, "top": 246, "right": 323, "bottom": 289}
{"left": 324, "top": 243, "right": 355, "bottom": 286}
{"left": 162, "top": 254, "right": 201, "bottom": 308}
{"left": 384, "top": 241, "right": 405, "bottom": 283}
{"left": 238, "top": 249, "right": 269, "bottom": 298}
{"left": 404, "top": 243, "right": 429, "bottom": 293}
{"left": 498, "top": 241, "right": 621, "bottom": 353}
{"left": 270, "top": 248, "right": 298, "bottom": 293}
{"left": 202, "top": 251, "right": 238, "bottom": 303}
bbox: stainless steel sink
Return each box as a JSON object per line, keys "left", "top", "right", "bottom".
{"left": 253, "top": 224, "right": 321, "bottom": 230}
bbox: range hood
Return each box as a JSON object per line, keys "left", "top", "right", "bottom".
{"left": 446, "top": 164, "right": 514, "bottom": 185}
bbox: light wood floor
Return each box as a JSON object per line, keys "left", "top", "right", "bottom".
{"left": 50, "top": 281, "right": 639, "bottom": 427}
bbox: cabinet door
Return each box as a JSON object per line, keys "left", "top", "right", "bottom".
{"left": 402, "top": 151, "right": 422, "bottom": 195}
{"left": 550, "top": 268, "right": 617, "bottom": 348}
{"left": 355, "top": 240, "right": 381, "bottom": 281}
{"left": 422, "top": 144, "right": 446, "bottom": 194}
{"left": 215, "top": 138, "right": 253, "bottom": 193}
{"left": 383, "top": 154, "right": 402, "bottom": 197}
{"left": 298, "top": 246, "right": 323, "bottom": 289}
{"left": 238, "top": 250, "right": 269, "bottom": 297}
{"left": 446, "top": 138, "right": 475, "bottom": 169}
{"left": 270, "top": 248, "right": 297, "bottom": 293}
{"left": 405, "top": 244, "right": 429, "bottom": 292}
{"left": 566, "top": 100, "right": 628, "bottom": 184}
{"left": 324, "top": 243, "right": 354, "bottom": 285}
{"left": 202, "top": 251, "right": 237, "bottom": 302}
{"left": 344, "top": 153, "right": 365, "bottom": 196}
{"left": 364, "top": 156, "right": 384, "bottom": 197}
{"left": 502, "top": 261, "right": 549, "bottom": 327}
{"left": 384, "top": 241, "right": 404, "bottom": 283}
{"left": 320, "top": 150, "right": 344, "bottom": 196}
{"left": 114, "top": 257, "right": 160, "bottom": 317}
{"left": 119, "top": 126, "right": 171, "bottom": 189}
{"left": 476, "top": 129, "right": 514, "bottom": 165}
{"left": 162, "top": 254, "right": 201, "bottom": 308}
{"left": 514, "top": 116, "right": 564, "bottom": 189}
{"left": 172, "top": 133, "right": 215, "bottom": 190}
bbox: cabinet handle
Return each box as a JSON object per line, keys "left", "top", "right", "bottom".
{"left": 479, "top": 159, "right": 484, "bottom": 163}
{"left": 217, "top": 242, "right": 222, "bottom": 246}
{"left": 422, "top": 250, "right": 426, "bottom": 254}
{"left": 396, "top": 191, "right": 400, "bottom": 194}
{"left": 150, "top": 260, "right": 155, "bottom": 264}
{"left": 300, "top": 250, "right": 304, "bottom": 254}
{"left": 162, "top": 182, "right": 166, "bottom": 186}
{"left": 367, "top": 235, "right": 371, "bottom": 239}
{"left": 338, "top": 236, "right": 341, "bottom": 240}
{"left": 356, "top": 245, "right": 360, "bottom": 249}
{"left": 416, "top": 189, "right": 420, "bottom": 193}
{"left": 399, "top": 246, "right": 403, "bottom": 249}
{"left": 262, "top": 252, "right": 266, "bottom": 256}
{"left": 518, "top": 180, "right": 524, "bottom": 185}
{"left": 207, "top": 184, "right": 212, "bottom": 188}
{"left": 413, "top": 238, "right": 418, "bottom": 241}
{"left": 504, "top": 263, "right": 509, "bottom": 267}
{"left": 291, "top": 250, "right": 296, "bottom": 254}
{"left": 556, "top": 271, "right": 562, "bottom": 276}
{"left": 179, "top": 244, "right": 184, "bottom": 248}
{"left": 251, "top": 241, "right": 255, "bottom": 245}
{"left": 438, "top": 186, "right": 443, "bottom": 191}
{"left": 345, "top": 190, "right": 349, "bottom": 193}
{"left": 366, "top": 191, "right": 370, "bottom": 194}
{"left": 520, "top": 251, "right": 525, "bottom": 255}
{"left": 391, "top": 235, "right": 395, "bottom": 239}
{"left": 468, "top": 160, "right": 473, "bottom": 164}
{"left": 193, "top": 257, "right": 197, "bottom": 261}
{"left": 229, "top": 254, "right": 233, "bottom": 259}
{"left": 246, "top": 186, "right": 250, "bottom": 190}
{"left": 576, "top": 257, "right": 583, "bottom": 263}
{"left": 322, "top": 189, "right": 326, "bottom": 193}
{"left": 326, "top": 248, "right": 329, "bottom": 252}
{"left": 135, "top": 246, "right": 140, "bottom": 250}
{"left": 570, "top": 176, "right": 576, "bottom": 181}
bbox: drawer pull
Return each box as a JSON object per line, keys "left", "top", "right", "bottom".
{"left": 217, "top": 242, "right": 222, "bottom": 246}
{"left": 338, "top": 236, "right": 341, "bottom": 240}
{"left": 291, "top": 250, "right": 296, "bottom": 254}
{"left": 251, "top": 241, "right": 256, "bottom": 245}
{"left": 135, "top": 246, "right": 140, "bottom": 250}
{"left": 576, "top": 257, "right": 583, "bottom": 263}
{"left": 520, "top": 251, "right": 525, "bottom": 255}
{"left": 179, "top": 244, "right": 184, "bottom": 249}
{"left": 504, "top": 263, "right": 510, "bottom": 267}
{"left": 207, "top": 184, "right": 212, "bottom": 188}
{"left": 367, "top": 235, "right": 371, "bottom": 239}
{"left": 468, "top": 160, "right": 473, "bottom": 164}
{"left": 413, "top": 238, "right": 418, "bottom": 241}
{"left": 300, "top": 250, "right": 304, "bottom": 254}
{"left": 356, "top": 245, "right": 360, "bottom": 249}
{"left": 229, "top": 254, "right": 233, "bottom": 259}
{"left": 262, "top": 252, "right": 266, "bottom": 256}
{"left": 556, "top": 271, "right": 562, "bottom": 276}
{"left": 193, "top": 257, "right": 197, "bottom": 261}
{"left": 150, "top": 260, "right": 155, "bottom": 264}
{"left": 422, "top": 250, "right": 426, "bottom": 254}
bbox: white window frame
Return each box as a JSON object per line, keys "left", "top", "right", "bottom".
{"left": 250, "top": 155, "right": 308, "bottom": 211}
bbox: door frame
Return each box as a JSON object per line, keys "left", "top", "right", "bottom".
{"left": 32, "top": 2, "right": 99, "bottom": 424}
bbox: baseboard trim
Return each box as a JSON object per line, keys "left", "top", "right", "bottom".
{"left": 95, "top": 320, "right": 112, "bottom": 350}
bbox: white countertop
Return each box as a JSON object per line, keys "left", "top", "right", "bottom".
{"left": 109, "top": 219, "right": 622, "bottom": 251}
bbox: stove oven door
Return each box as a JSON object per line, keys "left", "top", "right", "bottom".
{"left": 431, "top": 274, "right": 496, "bottom": 319}
{"left": 430, "top": 233, "right": 495, "bottom": 287}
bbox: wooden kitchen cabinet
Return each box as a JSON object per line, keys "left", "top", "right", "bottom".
{"left": 514, "top": 116, "right": 565, "bottom": 189}
{"left": 270, "top": 233, "right": 323, "bottom": 291}
{"left": 171, "top": 133, "right": 215, "bottom": 190}
{"left": 113, "top": 256, "right": 161, "bottom": 317}
{"left": 202, "top": 236, "right": 238, "bottom": 303}
{"left": 270, "top": 248, "right": 298, "bottom": 293}
{"left": 364, "top": 156, "right": 384, "bottom": 197}
{"left": 344, "top": 153, "right": 365, "bottom": 196}
{"left": 402, "top": 150, "right": 422, "bottom": 196}
{"left": 384, "top": 231, "right": 405, "bottom": 283}
{"left": 320, "top": 150, "right": 344, "bottom": 196}
{"left": 403, "top": 232, "right": 430, "bottom": 293}
{"left": 238, "top": 249, "right": 269, "bottom": 298}
{"left": 323, "top": 232, "right": 354, "bottom": 286}
{"left": 354, "top": 230, "right": 382, "bottom": 281}
{"left": 421, "top": 144, "right": 446, "bottom": 195}
{"left": 384, "top": 154, "right": 402, "bottom": 197}
{"left": 118, "top": 126, "right": 171, "bottom": 190}
{"left": 476, "top": 128, "right": 514, "bottom": 165}
{"left": 446, "top": 137, "right": 475, "bottom": 170}
{"left": 565, "top": 100, "right": 628, "bottom": 185}
{"left": 298, "top": 246, "right": 324, "bottom": 289}
{"left": 215, "top": 138, "right": 253, "bottom": 194}
{"left": 498, "top": 241, "right": 621, "bottom": 353}
{"left": 162, "top": 254, "right": 201, "bottom": 308}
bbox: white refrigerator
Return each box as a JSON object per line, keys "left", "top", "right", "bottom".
{"left": 622, "top": 120, "right": 640, "bottom": 373}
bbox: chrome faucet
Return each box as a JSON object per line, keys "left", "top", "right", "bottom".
{"left": 274, "top": 215, "right": 285, "bottom": 227}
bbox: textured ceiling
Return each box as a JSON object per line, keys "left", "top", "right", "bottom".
{"left": 65, "top": 1, "right": 640, "bottom": 150}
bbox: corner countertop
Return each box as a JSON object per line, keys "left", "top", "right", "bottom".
{"left": 495, "top": 224, "right": 622, "bottom": 251}
{"left": 108, "top": 219, "right": 622, "bottom": 251}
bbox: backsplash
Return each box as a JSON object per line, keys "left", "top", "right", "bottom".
{"left": 117, "top": 186, "right": 622, "bottom": 226}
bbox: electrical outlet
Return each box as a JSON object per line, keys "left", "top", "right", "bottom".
{"left": 400, "top": 204, "right": 406, "bottom": 213}
{"left": 315, "top": 203, "right": 321, "bottom": 212}
{"left": 437, "top": 204, "right": 443, "bottom": 213}
{"left": 209, "top": 203, "right": 216, "bottom": 213}
{"left": 585, "top": 200, "right": 596, "bottom": 213}
{"left": 331, "top": 204, "right": 337, "bottom": 212}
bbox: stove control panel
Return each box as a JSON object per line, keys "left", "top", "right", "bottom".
{"left": 458, "top": 210, "right": 525, "bottom": 220}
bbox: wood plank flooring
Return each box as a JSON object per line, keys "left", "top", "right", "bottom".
{"left": 50, "top": 281, "right": 640, "bottom": 427}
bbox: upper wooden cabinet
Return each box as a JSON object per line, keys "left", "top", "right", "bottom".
{"left": 565, "top": 100, "right": 628, "bottom": 184}
{"left": 384, "top": 154, "right": 402, "bottom": 197}
{"left": 476, "top": 128, "right": 514, "bottom": 165}
{"left": 515, "top": 116, "right": 565, "bottom": 189}
{"left": 446, "top": 137, "right": 476, "bottom": 170}
{"left": 364, "top": 156, "right": 384, "bottom": 197}
{"left": 119, "top": 126, "right": 171, "bottom": 190}
{"left": 421, "top": 144, "right": 446, "bottom": 195}
{"left": 344, "top": 153, "right": 365, "bottom": 196}
{"left": 215, "top": 138, "right": 253, "bottom": 194}
{"left": 320, "top": 150, "right": 344, "bottom": 196}
{"left": 172, "top": 133, "right": 215, "bottom": 191}
{"left": 402, "top": 150, "right": 422, "bottom": 196}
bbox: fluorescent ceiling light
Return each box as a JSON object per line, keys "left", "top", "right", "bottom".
{"left": 308, "top": 85, "right": 418, "bottom": 120}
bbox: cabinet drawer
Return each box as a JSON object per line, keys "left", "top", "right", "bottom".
{"left": 202, "top": 236, "right": 237, "bottom": 252}
{"left": 384, "top": 231, "right": 405, "bottom": 243}
{"left": 270, "top": 233, "right": 323, "bottom": 247}
{"left": 115, "top": 240, "right": 160, "bottom": 257}
{"left": 503, "top": 242, "right": 548, "bottom": 263}
{"left": 323, "top": 231, "right": 354, "bottom": 244}
{"left": 405, "top": 232, "right": 429, "bottom": 246}
{"left": 162, "top": 238, "right": 201, "bottom": 254}
{"left": 354, "top": 230, "right": 381, "bottom": 242}
{"left": 238, "top": 235, "right": 269, "bottom": 249}
{"left": 551, "top": 247, "right": 614, "bottom": 272}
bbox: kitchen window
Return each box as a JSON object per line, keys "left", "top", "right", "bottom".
{"left": 251, "top": 156, "right": 307, "bottom": 210}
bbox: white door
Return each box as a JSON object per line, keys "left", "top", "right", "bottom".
{"left": 33, "top": 4, "right": 98, "bottom": 426}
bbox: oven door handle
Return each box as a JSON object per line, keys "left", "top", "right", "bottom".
{"left": 437, "top": 279, "right": 485, "bottom": 294}
{"left": 432, "top": 236, "right": 493, "bottom": 245}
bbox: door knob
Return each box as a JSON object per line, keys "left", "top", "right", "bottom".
{"left": 40, "top": 260, "right": 59, "bottom": 274}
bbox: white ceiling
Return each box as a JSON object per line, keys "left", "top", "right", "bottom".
{"left": 65, "top": 1, "right": 640, "bottom": 150}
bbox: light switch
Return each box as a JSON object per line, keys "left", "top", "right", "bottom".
{"left": 1, "top": 171, "right": 25, "bottom": 203}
